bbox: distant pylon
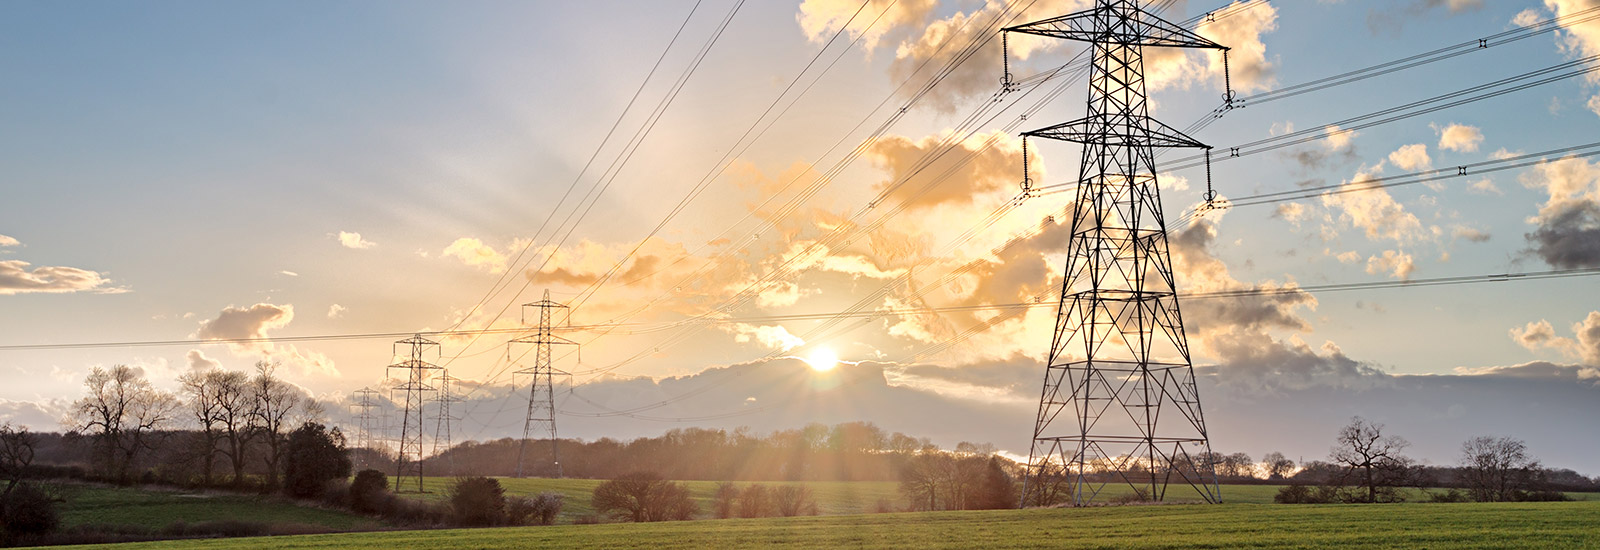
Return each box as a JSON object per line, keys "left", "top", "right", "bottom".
{"left": 511, "top": 290, "right": 575, "bottom": 478}
{"left": 387, "top": 334, "right": 441, "bottom": 493}
{"left": 1008, "top": 0, "right": 1228, "bottom": 506}
{"left": 352, "top": 387, "right": 381, "bottom": 467}
{"left": 431, "top": 371, "right": 460, "bottom": 476}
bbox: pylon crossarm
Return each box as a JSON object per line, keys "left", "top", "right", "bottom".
{"left": 1004, "top": 2, "right": 1227, "bottom": 51}
{"left": 1024, "top": 114, "right": 1209, "bottom": 149}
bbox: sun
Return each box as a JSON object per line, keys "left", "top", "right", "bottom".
{"left": 804, "top": 348, "right": 839, "bottom": 372}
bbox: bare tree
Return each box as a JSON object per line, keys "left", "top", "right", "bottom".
{"left": 209, "top": 369, "right": 255, "bottom": 486}
{"left": 1261, "top": 451, "right": 1296, "bottom": 480}
{"left": 1460, "top": 436, "right": 1539, "bottom": 502}
{"left": 70, "top": 365, "right": 179, "bottom": 483}
{"left": 1218, "top": 453, "right": 1254, "bottom": 478}
{"left": 249, "top": 361, "right": 302, "bottom": 489}
{"left": 178, "top": 370, "right": 224, "bottom": 485}
{"left": 0, "top": 423, "right": 36, "bottom": 496}
{"left": 1330, "top": 416, "right": 1413, "bottom": 503}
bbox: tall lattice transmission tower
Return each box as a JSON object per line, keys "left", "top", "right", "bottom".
{"left": 351, "top": 388, "right": 381, "bottom": 468}
{"left": 431, "top": 372, "right": 460, "bottom": 476}
{"left": 510, "top": 290, "right": 574, "bottom": 478}
{"left": 1009, "top": 0, "right": 1230, "bottom": 506}
{"left": 387, "top": 334, "right": 441, "bottom": 493}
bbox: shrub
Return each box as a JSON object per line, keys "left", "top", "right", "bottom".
{"left": 283, "top": 423, "right": 353, "bottom": 499}
{"left": 1108, "top": 487, "right": 1150, "bottom": 505}
{"left": 873, "top": 497, "right": 897, "bottom": 514}
{"left": 712, "top": 482, "right": 738, "bottom": 519}
{"left": 1275, "top": 484, "right": 1342, "bottom": 504}
{"left": 446, "top": 476, "right": 506, "bottom": 527}
{"left": 2, "top": 483, "right": 61, "bottom": 537}
{"left": 506, "top": 492, "right": 563, "bottom": 526}
{"left": 1518, "top": 490, "right": 1571, "bottom": 502}
{"left": 737, "top": 483, "right": 771, "bottom": 518}
{"left": 349, "top": 469, "right": 389, "bottom": 514}
{"left": 772, "top": 485, "right": 818, "bottom": 517}
{"left": 1425, "top": 489, "right": 1471, "bottom": 503}
{"left": 592, "top": 471, "right": 698, "bottom": 522}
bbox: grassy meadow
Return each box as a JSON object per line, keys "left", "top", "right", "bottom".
{"left": 56, "top": 485, "right": 381, "bottom": 531}
{"left": 56, "top": 500, "right": 1600, "bottom": 550}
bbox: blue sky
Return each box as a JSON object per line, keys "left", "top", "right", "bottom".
{"left": 2, "top": 0, "right": 1598, "bottom": 471}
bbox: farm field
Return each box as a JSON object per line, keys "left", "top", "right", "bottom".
{"left": 397, "top": 477, "right": 904, "bottom": 521}
{"left": 57, "top": 485, "right": 382, "bottom": 531}
{"left": 61, "top": 500, "right": 1600, "bottom": 550}
{"left": 396, "top": 477, "right": 1599, "bottom": 523}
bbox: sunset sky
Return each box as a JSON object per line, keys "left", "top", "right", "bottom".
{"left": 2, "top": 0, "right": 1599, "bottom": 473}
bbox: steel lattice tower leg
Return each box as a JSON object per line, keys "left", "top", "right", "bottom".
{"left": 511, "top": 290, "right": 575, "bottom": 478}
{"left": 431, "top": 372, "right": 460, "bottom": 476}
{"left": 387, "top": 334, "right": 441, "bottom": 493}
{"left": 1009, "top": 0, "right": 1229, "bottom": 506}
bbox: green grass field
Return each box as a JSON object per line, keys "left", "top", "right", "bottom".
{"left": 399, "top": 477, "right": 903, "bottom": 521}
{"left": 398, "top": 477, "right": 1598, "bottom": 522}
{"left": 57, "top": 485, "right": 381, "bottom": 531}
{"left": 58, "top": 500, "right": 1600, "bottom": 549}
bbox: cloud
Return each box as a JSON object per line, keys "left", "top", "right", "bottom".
{"left": 195, "top": 303, "right": 336, "bottom": 377}
{"left": 1451, "top": 226, "right": 1491, "bottom": 243}
{"left": 0, "top": 235, "right": 18, "bottom": 247}
{"left": 1512, "top": 312, "right": 1600, "bottom": 366}
{"left": 1467, "top": 178, "right": 1502, "bottom": 195}
{"left": 186, "top": 349, "right": 220, "bottom": 372}
{"left": 443, "top": 237, "right": 508, "bottom": 273}
{"left": 1274, "top": 203, "right": 1308, "bottom": 226}
{"left": 866, "top": 129, "right": 1032, "bottom": 211}
{"left": 796, "top": 0, "right": 938, "bottom": 51}
{"left": 1387, "top": 143, "right": 1432, "bottom": 171}
{"left": 1322, "top": 165, "right": 1429, "bottom": 243}
{"left": 1367, "top": 0, "right": 1485, "bottom": 34}
{"left": 1434, "top": 123, "right": 1484, "bottom": 153}
{"left": 1324, "top": 125, "right": 1358, "bottom": 151}
{"left": 328, "top": 304, "right": 346, "bottom": 319}
{"left": 1513, "top": 8, "right": 1543, "bottom": 28}
{"left": 1165, "top": 217, "right": 1389, "bottom": 393}
{"left": 725, "top": 323, "right": 806, "bottom": 352}
{"left": 1520, "top": 156, "right": 1600, "bottom": 268}
{"left": 1365, "top": 249, "right": 1416, "bottom": 280}
{"left": 337, "top": 231, "right": 375, "bottom": 249}
{"left": 278, "top": 270, "right": 299, "bottom": 277}
{"left": 196, "top": 303, "right": 294, "bottom": 342}
{"left": 0, "top": 260, "right": 123, "bottom": 295}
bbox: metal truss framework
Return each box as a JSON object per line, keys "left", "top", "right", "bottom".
{"left": 351, "top": 387, "right": 381, "bottom": 468}
{"left": 387, "top": 334, "right": 441, "bottom": 493}
{"left": 511, "top": 290, "right": 575, "bottom": 479}
{"left": 1011, "top": 0, "right": 1227, "bottom": 506}
{"left": 431, "top": 372, "right": 461, "bottom": 476}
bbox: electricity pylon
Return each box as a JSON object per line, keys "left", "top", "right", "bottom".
{"left": 431, "top": 372, "right": 460, "bottom": 476}
{"left": 387, "top": 334, "right": 441, "bottom": 493}
{"left": 1009, "top": 0, "right": 1228, "bottom": 506}
{"left": 351, "top": 388, "right": 381, "bottom": 468}
{"left": 511, "top": 290, "right": 575, "bottom": 478}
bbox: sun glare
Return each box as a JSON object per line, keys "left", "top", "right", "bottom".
{"left": 805, "top": 348, "right": 839, "bottom": 372}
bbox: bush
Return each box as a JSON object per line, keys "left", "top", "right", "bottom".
{"left": 508, "top": 492, "right": 564, "bottom": 526}
{"left": 1425, "top": 488, "right": 1471, "bottom": 503}
{"left": 772, "top": 485, "right": 818, "bottom": 517}
{"left": 446, "top": 476, "right": 506, "bottom": 527}
{"left": 737, "top": 484, "right": 771, "bottom": 518}
{"left": 712, "top": 482, "right": 738, "bottom": 519}
{"left": 1518, "top": 490, "right": 1571, "bottom": 502}
{"left": 1108, "top": 487, "right": 1150, "bottom": 505}
{"left": 2, "top": 483, "right": 61, "bottom": 537}
{"left": 592, "top": 471, "right": 698, "bottom": 522}
{"left": 283, "top": 423, "right": 353, "bottom": 499}
{"left": 349, "top": 469, "right": 389, "bottom": 514}
{"left": 1275, "top": 484, "right": 1341, "bottom": 504}
{"left": 873, "top": 497, "right": 897, "bottom": 514}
